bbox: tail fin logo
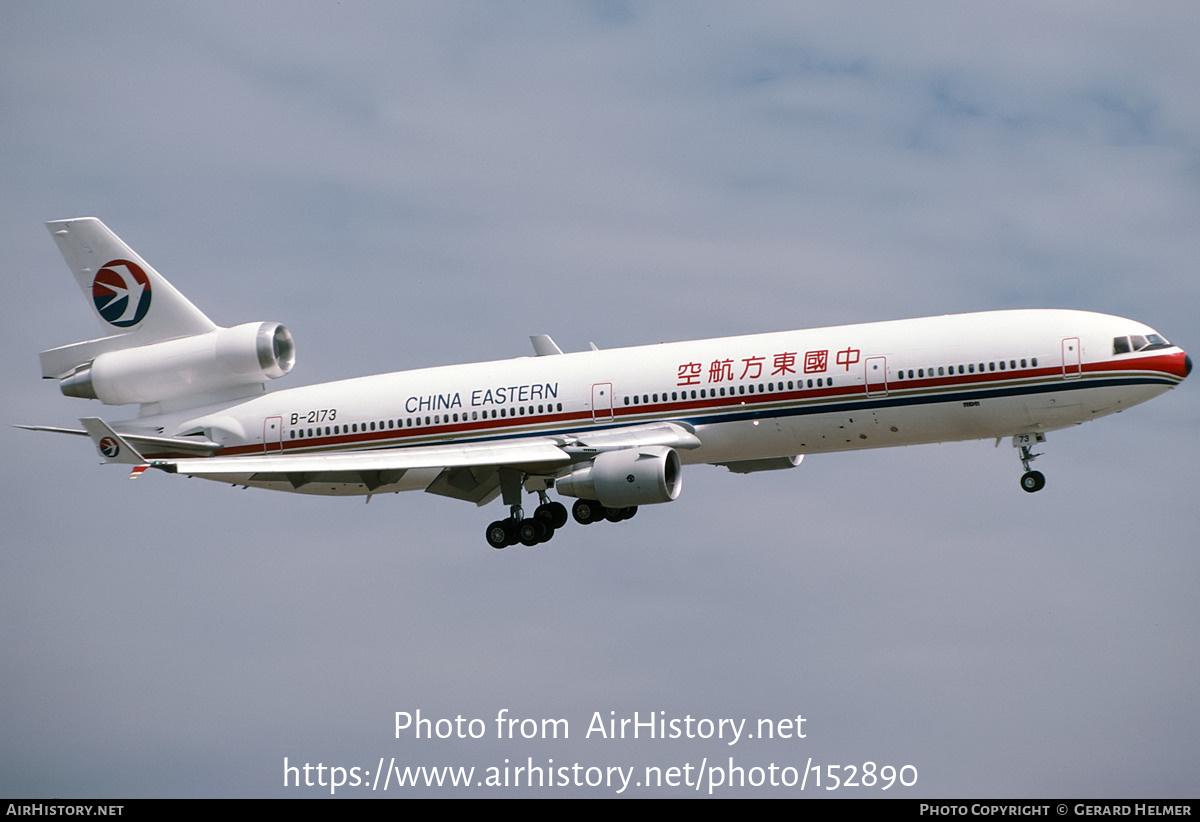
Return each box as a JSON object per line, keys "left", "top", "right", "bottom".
{"left": 93, "top": 259, "right": 152, "bottom": 327}
{"left": 97, "top": 436, "right": 120, "bottom": 459}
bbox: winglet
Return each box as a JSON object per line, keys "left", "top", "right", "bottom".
{"left": 78, "top": 417, "right": 148, "bottom": 471}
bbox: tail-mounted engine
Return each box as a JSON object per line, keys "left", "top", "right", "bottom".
{"left": 556, "top": 445, "right": 682, "bottom": 507}
{"left": 59, "top": 322, "right": 295, "bottom": 406}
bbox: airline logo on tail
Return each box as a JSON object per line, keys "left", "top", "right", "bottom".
{"left": 92, "top": 259, "right": 151, "bottom": 327}
{"left": 97, "top": 436, "right": 120, "bottom": 459}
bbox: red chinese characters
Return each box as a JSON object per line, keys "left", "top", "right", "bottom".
{"left": 708, "top": 359, "right": 734, "bottom": 383}
{"left": 674, "top": 345, "right": 853, "bottom": 386}
{"left": 740, "top": 356, "right": 765, "bottom": 379}
{"left": 772, "top": 352, "right": 797, "bottom": 375}
{"left": 677, "top": 362, "right": 702, "bottom": 386}
{"left": 803, "top": 350, "right": 827, "bottom": 374}
{"left": 835, "top": 347, "right": 861, "bottom": 371}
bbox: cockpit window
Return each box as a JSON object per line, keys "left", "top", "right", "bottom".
{"left": 1113, "top": 333, "right": 1171, "bottom": 355}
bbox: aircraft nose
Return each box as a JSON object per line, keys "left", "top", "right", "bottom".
{"left": 1171, "top": 349, "right": 1192, "bottom": 380}
{"left": 1157, "top": 348, "right": 1190, "bottom": 380}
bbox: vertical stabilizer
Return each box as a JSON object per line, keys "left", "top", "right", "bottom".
{"left": 47, "top": 217, "right": 216, "bottom": 338}
{"left": 41, "top": 218, "right": 219, "bottom": 379}
{"left": 39, "top": 218, "right": 294, "bottom": 410}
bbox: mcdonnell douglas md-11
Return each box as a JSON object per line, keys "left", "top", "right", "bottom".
{"left": 20, "top": 218, "right": 1191, "bottom": 548}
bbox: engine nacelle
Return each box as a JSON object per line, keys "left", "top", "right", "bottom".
{"left": 556, "top": 446, "right": 682, "bottom": 507}
{"left": 60, "top": 322, "right": 295, "bottom": 406}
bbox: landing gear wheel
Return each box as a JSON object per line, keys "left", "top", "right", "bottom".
{"left": 620, "top": 506, "right": 637, "bottom": 521}
{"left": 485, "top": 520, "right": 510, "bottom": 549}
{"left": 572, "top": 499, "right": 603, "bottom": 525}
{"left": 517, "top": 518, "right": 549, "bottom": 546}
{"left": 1020, "top": 470, "right": 1046, "bottom": 493}
{"left": 536, "top": 502, "right": 569, "bottom": 530}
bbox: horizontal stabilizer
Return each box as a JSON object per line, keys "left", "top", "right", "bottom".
{"left": 42, "top": 336, "right": 145, "bottom": 381}
{"left": 79, "top": 417, "right": 147, "bottom": 465}
{"left": 16, "top": 423, "right": 221, "bottom": 458}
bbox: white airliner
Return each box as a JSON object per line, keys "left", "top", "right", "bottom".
{"left": 22, "top": 218, "right": 1191, "bottom": 548}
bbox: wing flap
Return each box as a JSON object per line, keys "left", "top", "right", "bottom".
{"left": 424, "top": 465, "right": 502, "bottom": 504}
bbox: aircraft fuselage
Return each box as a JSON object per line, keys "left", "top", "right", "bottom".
{"left": 32, "top": 218, "right": 1189, "bottom": 547}
{"left": 139, "top": 308, "right": 1188, "bottom": 497}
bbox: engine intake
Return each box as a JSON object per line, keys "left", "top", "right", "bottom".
{"left": 60, "top": 322, "right": 295, "bottom": 405}
{"left": 556, "top": 446, "right": 682, "bottom": 507}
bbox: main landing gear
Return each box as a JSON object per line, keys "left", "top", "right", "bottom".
{"left": 571, "top": 498, "right": 638, "bottom": 525}
{"left": 485, "top": 469, "right": 569, "bottom": 549}
{"left": 485, "top": 496, "right": 569, "bottom": 549}
{"left": 483, "top": 469, "right": 642, "bottom": 548}
{"left": 1013, "top": 433, "right": 1046, "bottom": 493}
{"left": 485, "top": 497, "right": 639, "bottom": 548}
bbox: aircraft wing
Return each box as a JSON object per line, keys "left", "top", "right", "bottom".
{"left": 157, "top": 437, "right": 574, "bottom": 476}
{"left": 559, "top": 420, "right": 701, "bottom": 453}
{"left": 150, "top": 421, "right": 702, "bottom": 504}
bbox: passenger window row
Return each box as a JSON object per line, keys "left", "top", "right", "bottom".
{"left": 622, "top": 378, "right": 835, "bottom": 407}
{"left": 289, "top": 403, "right": 565, "bottom": 439}
{"left": 894, "top": 357, "right": 1038, "bottom": 381}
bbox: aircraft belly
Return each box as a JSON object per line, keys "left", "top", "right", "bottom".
{"left": 686, "top": 417, "right": 801, "bottom": 464}
{"left": 1026, "top": 381, "right": 1168, "bottom": 426}
{"left": 781, "top": 396, "right": 1037, "bottom": 454}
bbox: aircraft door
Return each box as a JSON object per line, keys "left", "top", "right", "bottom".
{"left": 591, "top": 382, "right": 614, "bottom": 422}
{"left": 864, "top": 356, "right": 888, "bottom": 396}
{"left": 1061, "top": 337, "right": 1081, "bottom": 379}
{"left": 264, "top": 416, "right": 283, "bottom": 452}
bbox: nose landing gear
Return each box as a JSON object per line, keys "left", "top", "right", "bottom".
{"left": 1020, "top": 469, "right": 1046, "bottom": 493}
{"left": 1013, "top": 432, "right": 1047, "bottom": 493}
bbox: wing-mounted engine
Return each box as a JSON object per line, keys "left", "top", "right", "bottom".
{"left": 555, "top": 445, "right": 682, "bottom": 507}
{"left": 57, "top": 321, "right": 295, "bottom": 406}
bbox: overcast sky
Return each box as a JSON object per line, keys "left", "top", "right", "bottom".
{"left": 2, "top": 1, "right": 1197, "bottom": 798}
